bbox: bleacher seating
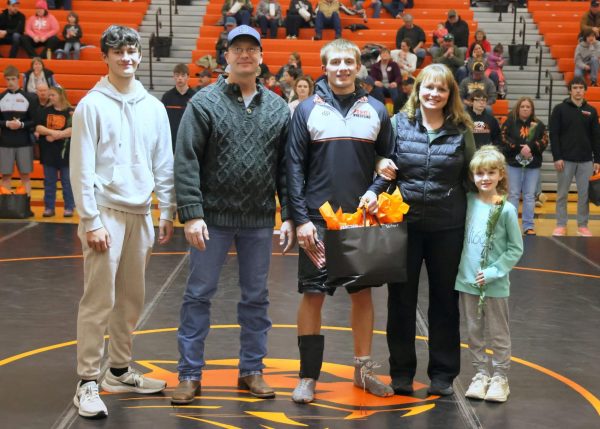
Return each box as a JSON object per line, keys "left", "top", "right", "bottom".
{"left": 1, "top": 0, "right": 152, "bottom": 180}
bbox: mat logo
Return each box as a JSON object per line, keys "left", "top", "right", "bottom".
{"left": 115, "top": 359, "right": 440, "bottom": 428}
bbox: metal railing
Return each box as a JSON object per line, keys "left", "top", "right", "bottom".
{"left": 535, "top": 41, "right": 543, "bottom": 99}
{"left": 545, "top": 69, "right": 554, "bottom": 123}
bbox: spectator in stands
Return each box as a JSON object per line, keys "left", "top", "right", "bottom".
{"left": 501, "top": 97, "right": 548, "bottom": 235}
{"left": 47, "top": 0, "right": 71, "bottom": 10}
{"left": 381, "top": 0, "right": 413, "bottom": 19}
{"left": 396, "top": 75, "right": 413, "bottom": 110}
{"left": 359, "top": 75, "right": 385, "bottom": 105}
{"left": 467, "top": 89, "right": 501, "bottom": 148}
{"left": 395, "top": 14, "right": 426, "bottom": 66}
{"left": 288, "top": 75, "right": 314, "bottom": 116}
{"left": 369, "top": 47, "right": 403, "bottom": 110}
{"left": 467, "top": 30, "right": 491, "bottom": 57}
{"left": 195, "top": 69, "right": 212, "bottom": 91}
{"left": 445, "top": 9, "right": 469, "bottom": 57}
{"left": 70, "top": 25, "right": 174, "bottom": 419}
{"left": 0, "top": 65, "right": 35, "bottom": 196}
{"left": 574, "top": 29, "right": 600, "bottom": 86}
{"left": 314, "top": 0, "right": 352, "bottom": 41}
{"left": 488, "top": 43, "right": 506, "bottom": 98}
{"left": 460, "top": 62, "right": 496, "bottom": 108}
{"left": 352, "top": 0, "right": 382, "bottom": 19}
{"left": 550, "top": 77, "right": 600, "bottom": 237}
{"left": 280, "top": 65, "right": 300, "bottom": 100}
{"left": 391, "top": 38, "right": 417, "bottom": 77}
{"left": 162, "top": 63, "right": 196, "bottom": 152}
{"left": 0, "top": 0, "right": 25, "bottom": 58}
{"left": 222, "top": 0, "right": 253, "bottom": 27}
{"left": 285, "top": 0, "right": 314, "bottom": 40}
{"left": 580, "top": 0, "right": 600, "bottom": 40}
{"left": 216, "top": 17, "right": 237, "bottom": 68}
{"left": 35, "top": 86, "right": 74, "bottom": 217}
{"left": 276, "top": 51, "right": 302, "bottom": 79}
{"left": 458, "top": 43, "right": 499, "bottom": 88}
{"left": 61, "top": 11, "right": 81, "bottom": 60}
{"left": 256, "top": 0, "right": 282, "bottom": 39}
{"left": 432, "top": 33, "right": 464, "bottom": 79}
{"left": 264, "top": 72, "right": 283, "bottom": 96}
{"left": 23, "top": 57, "right": 58, "bottom": 94}
{"left": 21, "top": 0, "right": 60, "bottom": 59}
{"left": 429, "top": 22, "right": 448, "bottom": 57}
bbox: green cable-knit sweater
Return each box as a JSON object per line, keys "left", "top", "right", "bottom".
{"left": 174, "top": 75, "right": 290, "bottom": 227}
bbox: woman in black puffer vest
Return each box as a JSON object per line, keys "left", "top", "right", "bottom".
{"left": 378, "top": 63, "right": 475, "bottom": 397}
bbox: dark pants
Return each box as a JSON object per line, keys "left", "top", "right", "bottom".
{"left": 387, "top": 225, "right": 463, "bottom": 384}
{"left": 0, "top": 32, "right": 22, "bottom": 58}
{"left": 224, "top": 10, "right": 251, "bottom": 27}
{"left": 257, "top": 15, "right": 278, "bottom": 38}
{"left": 315, "top": 11, "right": 341, "bottom": 38}
{"left": 285, "top": 14, "right": 311, "bottom": 37}
{"left": 21, "top": 35, "right": 61, "bottom": 58}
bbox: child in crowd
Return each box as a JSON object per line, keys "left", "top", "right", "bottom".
{"left": 264, "top": 72, "right": 283, "bottom": 96}
{"left": 487, "top": 43, "right": 506, "bottom": 97}
{"left": 62, "top": 12, "right": 82, "bottom": 60}
{"left": 35, "top": 86, "right": 75, "bottom": 217}
{"left": 455, "top": 145, "right": 523, "bottom": 403}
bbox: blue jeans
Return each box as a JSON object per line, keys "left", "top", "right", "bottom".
{"left": 43, "top": 164, "right": 74, "bottom": 210}
{"left": 177, "top": 225, "right": 274, "bottom": 381}
{"left": 315, "top": 12, "right": 341, "bottom": 38}
{"left": 257, "top": 15, "right": 278, "bottom": 38}
{"left": 356, "top": 0, "right": 382, "bottom": 17}
{"left": 508, "top": 165, "right": 540, "bottom": 231}
{"left": 63, "top": 41, "right": 80, "bottom": 60}
{"left": 574, "top": 56, "right": 599, "bottom": 84}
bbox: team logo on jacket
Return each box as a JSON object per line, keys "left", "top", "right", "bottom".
{"left": 352, "top": 109, "right": 371, "bottom": 119}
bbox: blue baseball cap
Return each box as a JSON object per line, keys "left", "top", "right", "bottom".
{"left": 227, "top": 25, "right": 261, "bottom": 47}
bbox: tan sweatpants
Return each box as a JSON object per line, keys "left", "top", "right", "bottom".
{"left": 76, "top": 206, "right": 155, "bottom": 379}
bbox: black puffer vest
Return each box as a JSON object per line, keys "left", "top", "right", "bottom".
{"left": 393, "top": 110, "right": 470, "bottom": 231}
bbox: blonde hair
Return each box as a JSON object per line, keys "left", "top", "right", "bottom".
{"left": 49, "top": 86, "right": 72, "bottom": 110}
{"left": 469, "top": 145, "right": 509, "bottom": 195}
{"left": 401, "top": 64, "right": 473, "bottom": 129}
{"left": 320, "top": 38, "right": 362, "bottom": 66}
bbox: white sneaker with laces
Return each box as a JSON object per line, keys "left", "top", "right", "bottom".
{"left": 100, "top": 368, "right": 166, "bottom": 394}
{"left": 484, "top": 375, "right": 510, "bottom": 402}
{"left": 73, "top": 381, "right": 108, "bottom": 418}
{"left": 465, "top": 373, "right": 490, "bottom": 399}
{"left": 292, "top": 378, "right": 316, "bottom": 403}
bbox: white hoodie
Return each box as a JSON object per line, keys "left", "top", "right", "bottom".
{"left": 70, "top": 76, "right": 175, "bottom": 232}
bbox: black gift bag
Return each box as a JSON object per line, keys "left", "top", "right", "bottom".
{"left": 0, "top": 194, "right": 31, "bottom": 219}
{"left": 325, "top": 221, "right": 407, "bottom": 288}
{"left": 589, "top": 175, "right": 600, "bottom": 206}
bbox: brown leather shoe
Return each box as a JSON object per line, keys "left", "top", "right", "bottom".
{"left": 237, "top": 374, "right": 275, "bottom": 398}
{"left": 171, "top": 380, "right": 201, "bottom": 405}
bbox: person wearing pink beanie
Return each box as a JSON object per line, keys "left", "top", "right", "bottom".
{"left": 21, "top": 0, "right": 60, "bottom": 58}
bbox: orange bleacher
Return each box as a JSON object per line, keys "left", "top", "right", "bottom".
{"left": 2, "top": 1, "right": 152, "bottom": 180}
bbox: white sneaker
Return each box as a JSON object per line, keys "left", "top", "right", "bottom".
{"left": 292, "top": 378, "right": 316, "bottom": 403}
{"left": 484, "top": 375, "right": 510, "bottom": 402}
{"left": 100, "top": 368, "right": 166, "bottom": 394}
{"left": 465, "top": 373, "right": 490, "bottom": 400}
{"left": 73, "top": 381, "right": 108, "bottom": 418}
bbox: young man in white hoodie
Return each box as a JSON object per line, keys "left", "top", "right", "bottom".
{"left": 69, "top": 25, "right": 176, "bottom": 419}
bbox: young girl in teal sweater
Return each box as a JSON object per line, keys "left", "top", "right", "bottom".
{"left": 455, "top": 145, "right": 523, "bottom": 403}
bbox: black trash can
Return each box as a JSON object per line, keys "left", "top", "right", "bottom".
{"left": 177, "top": 0, "right": 192, "bottom": 5}
{"left": 508, "top": 44, "right": 530, "bottom": 66}
{"left": 153, "top": 36, "right": 172, "bottom": 58}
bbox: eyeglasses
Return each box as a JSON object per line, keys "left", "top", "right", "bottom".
{"left": 229, "top": 47, "right": 260, "bottom": 55}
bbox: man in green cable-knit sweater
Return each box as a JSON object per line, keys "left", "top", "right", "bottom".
{"left": 172, "top": 25, "right": 295, "bottom": 405}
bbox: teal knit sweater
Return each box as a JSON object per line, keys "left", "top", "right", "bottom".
{"left": 174, "top": 75, "right": 290, "bottom": 227}
{"left": 455, "top": 193, "right": 524, "bottom": 298}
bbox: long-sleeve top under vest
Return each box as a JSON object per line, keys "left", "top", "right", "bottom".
{"left": 392, "top": 110, "right": 472, "bottom": 231}
{"left": 286, "top": 78, "right": 393, "bottom": 225}
{"left": 0, "top": 89, "right": 35, "bottom": 148}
